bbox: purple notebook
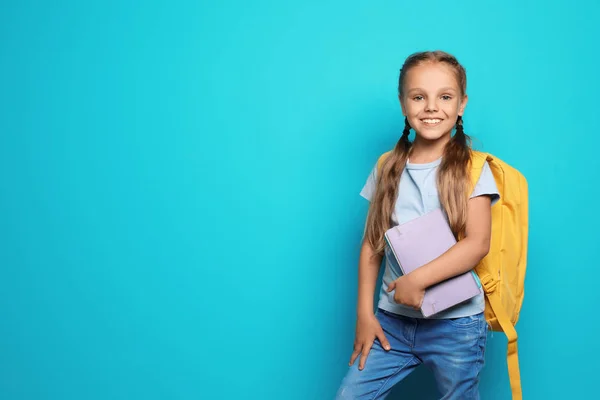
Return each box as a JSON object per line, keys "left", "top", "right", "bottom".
{"left": 384, "top": 208, "right": 481, "bottom": 318}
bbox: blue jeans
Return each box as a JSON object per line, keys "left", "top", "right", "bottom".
{"left": 336, "top": 308, "right": 488, "bottom": 400}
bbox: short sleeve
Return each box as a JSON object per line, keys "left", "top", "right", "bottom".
{"left": 359, "top": 163, "right": 378, "bottom": 202}
{"left": 470, "top": 161, "right": 500, "bottom": 206}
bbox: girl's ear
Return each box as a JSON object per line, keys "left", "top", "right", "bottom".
{"left": 398, "top": 94, "right": 406, "bottom": 115}
{"left": 458, "top": 94, "right": 468, "bottom": 116}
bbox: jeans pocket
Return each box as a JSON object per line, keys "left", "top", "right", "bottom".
{"left": 445, "top": 313, "right": 482, "bottom": 329}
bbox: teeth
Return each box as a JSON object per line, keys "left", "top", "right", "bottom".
{"left": 423, "top": 119, "right": 441, "bottom": 124}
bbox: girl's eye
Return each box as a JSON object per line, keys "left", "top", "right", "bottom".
{"left": 441, "top": 95, "right": 452, "bottom": 100}
{"left": 413, "top": 96, "right": 424, "bottom": 101}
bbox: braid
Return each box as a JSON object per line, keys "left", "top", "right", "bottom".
{"left": 456, "top": 115, "right": 464, "bottom": 134}
{"left": 453, "top": 115, "right": 467, "bottom": 148}
{"left": 366, "top": 50, "right": 473, "bottom": 251}
{"left": 368, "top": 116, "right": 412, "bottom": 250}
{"left": 400, "top": 117, "right": 412, "bottom": 151}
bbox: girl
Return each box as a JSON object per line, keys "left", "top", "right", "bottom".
{"left": 336, "top": 51, "right": 499, "bottom": 400}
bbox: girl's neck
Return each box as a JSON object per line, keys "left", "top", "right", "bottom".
{"left": 409, "top": 135, "right": 450, "bottom": 164}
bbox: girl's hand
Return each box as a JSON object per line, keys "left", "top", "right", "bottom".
{"left": 348, "top": 313, "right": 391, "bottom": 371}
{"left": 386, "top": 273, "right": 425, "bottom": 310}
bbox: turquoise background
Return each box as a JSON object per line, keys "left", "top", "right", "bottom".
{"left": 1, "top": 1, "right": 598, "bottom": 399}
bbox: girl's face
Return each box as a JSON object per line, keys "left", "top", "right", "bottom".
{"left": 399, "top": 62, "right": 468, "bottom": 142}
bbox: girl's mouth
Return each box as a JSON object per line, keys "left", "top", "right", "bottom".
{"left": 421, "top": 118, "right": 443, "bottom": 126}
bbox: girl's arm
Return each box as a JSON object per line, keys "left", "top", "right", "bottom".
{"left": 356, "top": 237, "right": 383, "bottom": 317}
{"left": 412, "top": 194, "right": 493, "bottom": 288}
{"left": 386, "top": 195, "right": 492, "bottom": 307}
{"left": 348, "top": 236, "right": 391, "bottom": 371}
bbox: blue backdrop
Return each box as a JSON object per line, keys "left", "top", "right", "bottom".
{"left": 1, "top": 1, "right": 598, "bottom": 399}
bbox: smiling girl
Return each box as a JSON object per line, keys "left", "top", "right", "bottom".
{"left": 336, "top": 51, "right": 500, "bottom": 400}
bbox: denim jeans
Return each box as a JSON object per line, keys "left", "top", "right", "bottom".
{"left": 336, "top": 308, "right": 488, "bottom": 400}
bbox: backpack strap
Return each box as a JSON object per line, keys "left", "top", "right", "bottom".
{"left": 468, "top": 150, "right": 489, "bottom": 188}
{"left": 481, "top": 277, "right": 523, "bottom": 400}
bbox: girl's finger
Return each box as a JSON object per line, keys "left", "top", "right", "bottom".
{"left": 376, "top": 330, "right": 391, "bottom": 351}
{"left": 349, "top": 345, "right": 361, "bottom": 366}
{"left": 358, "top": 342, "right": 373, "bottom": 370}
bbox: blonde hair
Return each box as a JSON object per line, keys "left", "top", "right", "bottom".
{"left": 365, "top": 50, "right": 472, "bottom": 255}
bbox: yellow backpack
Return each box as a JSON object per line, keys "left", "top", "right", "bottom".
{"left": 470, "top": 150, "right": 528, "bottom": 400}
{"left": 376, "top": 150, "right": 528, "bottom": 400}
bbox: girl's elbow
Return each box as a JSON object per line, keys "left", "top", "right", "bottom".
{"left": 478, "top": 238, "right": 491, "bottom": 259}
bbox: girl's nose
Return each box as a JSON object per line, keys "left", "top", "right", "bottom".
{"left": 425, "top": 99, "right": 438, "bottom": 112}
